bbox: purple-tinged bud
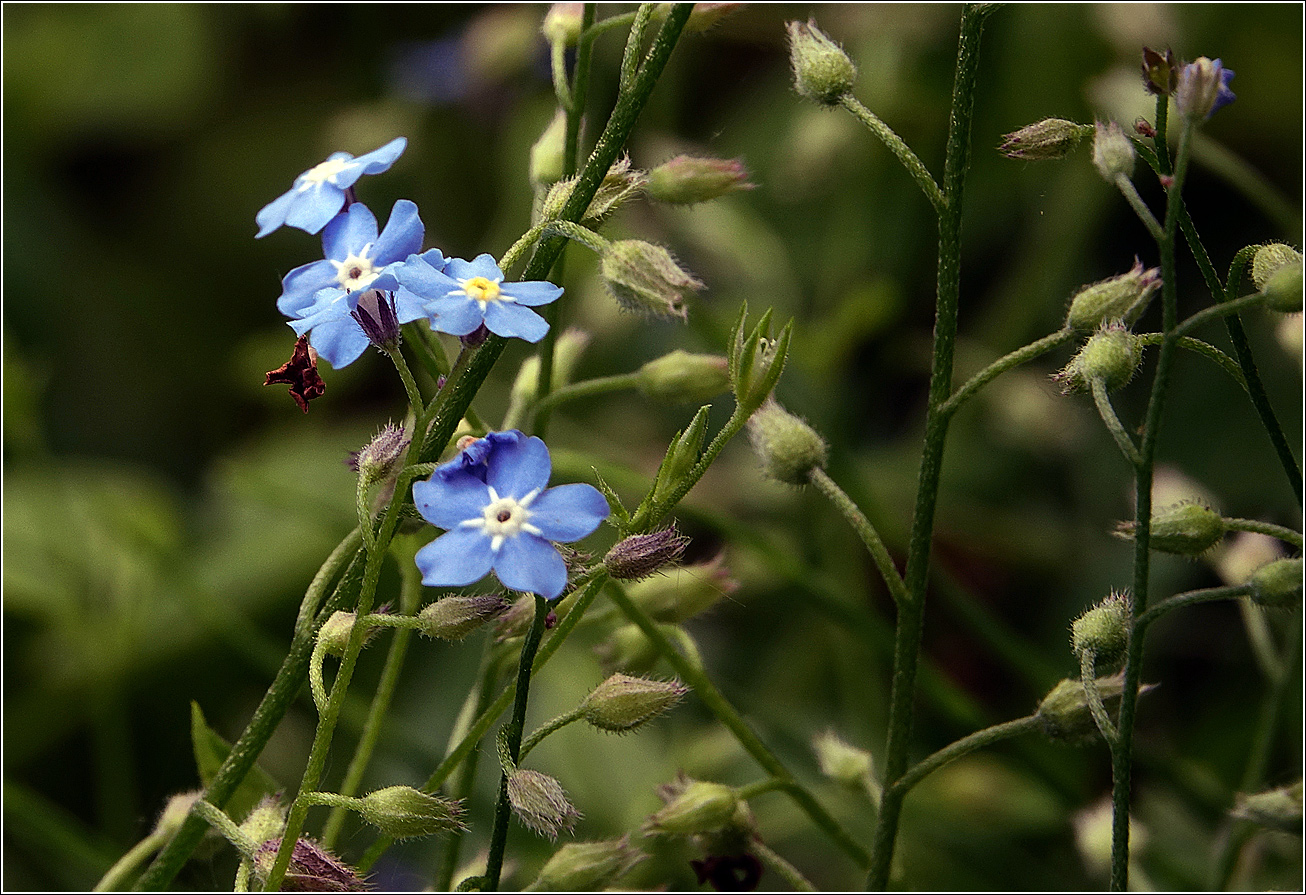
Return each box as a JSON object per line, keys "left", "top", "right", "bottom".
{"left": 599, "top": 240, "right": 702, "bottom": 319}
{"left": 508, "top": 769, "right": 582, "bottom": 839}
{"left": 747, "top": 399, "right": 828, "bottom": 485}
{"left": 1066, "top": 258, "right": 1161, "bottom": 331}
{"left": 636, "top": 351, "right": 731, "bottom": 404}
{"left": 604, "top": 529, "right": 690, "bottom": 580}
{"left": 998, "top": 119, "right": 1090, "bottom": 161}
{"left": 580, "top": 673, "right": 689, "bottom": 732}
{"left": 1114, "top": 502, "right": 1226, "bottom": 557}
{"left": 1092, "top": 120, "right": 1136, "bottom": 181}
{"left": 1071, "top": 591, "right": 1132, "bottom": 667}
{"left": 1141, "top": 47, "right": 1177, "bottom": 96}
{"left": 358, "top": 786, "right": 466, "bottom": 839}
{"left": 418, "top": 593, "right": 511, "bottom": 640}
{"left": 1252, "top": 244, "right": 1304, "bottom": 313}
{"left": 531, "top": 836, "right": 647, "bottom": 891}
{"left": 254, "top": 838, "right": 368, "bottom": 892}
{"left": 1037, "top": 674, "right": 1155, "bottom": 746}
{"left": 1232, "top": 781, "right": 1303, "bottom": 833}
{"left": 786, "top": 20, "right": 856, "bottom": 106}
{"left": 1247, "top": 558, "right": 1303, "bottom": 609}
{"left": 495, "top": 594, "right": 538, "bottom": 641}
{"left": 350, "top": 290, "right": 402, "bottom": 352}
{"left": 1053, "top": 323, "right": 1143, "bottom": 394}
{"left": 1175, "top": 57, "right": 1236, "bottom": 120}
{"left": 541, "top": 3, "right": 584, "bottom": 47}
{"left": 645, "top": 776, "right": 739, "bottom": 836}
{"left": 347, "top": 423, "right": 409, "bottom": 486}
{"left": 628, "top": 554, "right": 738, "bottom": 623}
{"left": 647, "top": 155, "right": 753, "bottom": 204}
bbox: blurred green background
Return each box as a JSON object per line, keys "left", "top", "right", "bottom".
{"left": 4, "top": 3, "right": 1301, "bottom": 891}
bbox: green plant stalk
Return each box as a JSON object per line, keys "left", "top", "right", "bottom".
{"left": 1080, "top": 650, "right": 1119, "bottom": 745}
{"left": 1222, "top": 518, "right": 1304, "bottom": 549}
{"left": 132, "top": 530, "right": 364, "bottom": 891}
{"left": 484, "top": 594, "right": 550, "bottom": 891}
{"left": 888, "top": 715, "right": 1041, "bottom": 799}
{"left": 1112, "top": 173, "right": 1164, "bottom": 241}
{"left": 530, "top": 371, "right": 643, "bottom": 422}
{"left": 519, "top": 707, "right": 584, "bottom": 760}
{"left": 606, "top": 582, "right": 870, "bottom": 869}
{"left": 192, "top": 800, "right": 258, "bottom": 859}
{"left": 620, "top": 3, "right": 655, "bottom": 95}
{"left": 839, "top": 94, "right": 945, "bottom": 214}
{"left": 1091, "top": 378, "right": 1143, "bottom": 467}
{"left": 1135, "top": 584, "right": 1252, "bottom": 629}
{"left": 866, "top": 6, "right": 989, "bottom": 888}
{"left": 752, "top": 840, "right": 818, "bottom": 892}
{"left": 938, "top": 328, "right": 1075, "bottom": 418}
{"left": 809, "top": 467, "right": 910, "bottom": 606}
{"left": 1135, "top": 334, "right": 1246, "bottom": 390}
{"left": 94, "top": 829, "right": 169, "bottom": 893}
{"left": 1172, "top": 292, "right": 1269, "bottom": 338}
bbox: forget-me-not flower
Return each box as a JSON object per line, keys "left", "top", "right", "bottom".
{"left": 1175, "top": 57, "right": 1236, "bottom": 120}
{"left": 413, "top": 430, "right": 609, "bottom": 599}
{"left": 279, "top": 200, "right": 437, "bottom": 368}
{"left": 395, "top": 253, "right": 563, "bottom": 343}
{"left": 256, "top": 137, "right": 407, "bottom": 238}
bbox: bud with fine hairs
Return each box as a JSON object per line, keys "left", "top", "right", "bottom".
{"left": 527, "top": 836, "right": 647, "bottom": 891}
{"left": 254, "top": 838, "right": 368, "bottom": 892}
{"left": 998, "top": 118, "right": 1090, "bottom": 161}
{"left": 604, "top": 528, "right": 690, "bottom": 581}
{"left": 1247, "top": 558, "right": 1303, "bottom": 609}
{"left": 786, "top": 20, "right": 856, "bottom": 106}
{"left": 1036, "top": 674, "right": 1155, "bottom": 746}
{"left": 1092, "top": 120, "right": 1136, "bottom": 181}
{"left": 1114, "top": 502, "right": 1226, "bottom": 557}
{"left": 599, "top": 239, "right": 702, "bottom": 319}
{"left": 644, "top": 774, "right": 740, "bottom": 836}
{"left": 635, "top": 351, "right": 731, "bottom": 404}
{"left": 508, "top": 769, "right": 582, "bottom": 839}
{"left": 579, "top": 673, "right": 689, "bottom": 732}
{"left": 1053, "top": 323, "right": 1143, "bottom": 394}
{"left": 747, "top": 399, "right": 828, "bottom": 485}
{"left": 1251, "top": 243, "right": 1304, "bottom": 313}
{"left": 647, "top": 155, "right": 753, "bottom": 204}
{"left": 357, "top": 785, "right": 466, "bottom": 839}
{"left": 1071, "top": 591, "right": 1131, "bottom": 668}
{"left": 1065, "top": 258, "right": 1161, "bottom": 331}
{"left": 418, "top": 593, "right": 511, "bottom": 640}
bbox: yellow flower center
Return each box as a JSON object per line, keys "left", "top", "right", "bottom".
{"left": 298, "top": 157, "right": 352, "bottom": 190}
{"left": 462, "top": 276, "right": 502, "bottom": 304}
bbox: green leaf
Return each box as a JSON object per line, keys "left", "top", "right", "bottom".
{"left": 190, "top": 702, "right": 279, "bottom": 821}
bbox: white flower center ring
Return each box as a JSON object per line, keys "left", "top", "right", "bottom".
{"left": 332, "top": 245, "right": 381, "bottom": 292}
{"left": 462, "top": 487, "right": 543, "bottom": 551}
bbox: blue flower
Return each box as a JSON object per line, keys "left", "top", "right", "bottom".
{"left": 394, "top": 253, "right": 563, "bottom": 343}
{"left": 256, "top": 137, "right": 407, "bottom": 238}
{"left": 413, "top": 431, "right": 610, "bottom": 599}
{"left": 1175, "top": 57, "right": 1235, "bottom": 120}
{"left": 277, "top": 201, "right": 438, "bottom": 369}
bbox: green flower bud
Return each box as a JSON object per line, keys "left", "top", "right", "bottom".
{"left": 647, "top": 155, "right": 753, "bottom": 204}
{"left": 645, "top": 777, "right": 739, "bottom": 836}
{"left": 812, "top": 730, "right": 876, "bottom": 792}
{"left": 580, "top": 673, "right": 689, "bottom": 732}
{"left": 1065, "top": 259, "right": 1162, "bottom": 331}
{"left": 530, "top": 110, "right": 568, "bottom": 189}
{"left": 604, "top": 528, "right": 690, "bottom": 581}
{"left": 1071, "top": 592, "right": 1131, "bottom": 667}
{"left": 529, "top": 837, "right": 647, "bottom": 891}
{"left": 1247, "top": 557, "right": 1303, "bottom": 608}
{"left": 1252, "top": 244, "right": 1304, "bottom": 314}
{"left": 1054, "top": 324, "right": 1143, "bottom": 394}
{"left": 317, "top": 610, "right": 378, "bottom": 657}
{"left": 541, "top": 3, "right": 584, "bottom": 47}
{"left": 651, "top": 406, "right": 711, "bottom": 504}
{"left": 238, "top": 795, "right": 286, "bottom": 847}
{"left": 747, "top": 399, "right": 828, "bottom": 485}
{"left": 628, "top": 554, "right": 738, "bottom": 623}
{"left": 418, "top": 594, "right": 511, "bottom": 640}
{"left": 637, "top": 351, "right": 731, "bottom": 404}
{"left": 1092, "top": 120, "right": 1136, "bottom": 181}
{"left": 599, "top": 240, "right": 702, "bottom": 319}
{"left": 998, "top": 118, "right": 1090, "bottom": 161}
{"left": 542, "top": 156, "right": 646, "bottom": 225}
{"left": 357, "top": 786, "right": 466, "bottom": 840}
{"left": 154, "top": 791, "right": 203, "bottom": 839}
{"left": 786, "top": 20, "right": 856, "bottom": 106}
{"left": 1114, "top": 502, "right": 1226, "bottom": 556}
{"left": 347, "top": 423, "right": 409, "bottom": 488}
{"left": 1037, "top": 674, "right": 1151, "bottom": 746}
{"left": 1141, "top": 47, "right": 1177, "bottom": 96}
{"left": 507, "top": 769, "right": 581, "bottom": 839}
{"left": 1232, "top": 780, "right": 1304, "bottom": 834}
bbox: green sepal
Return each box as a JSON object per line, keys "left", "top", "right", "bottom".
{"left": 191, "top": 702, "right": 280, "bottom": 821}
{"left": 592, "top": 469, "right": 630, "bottom": 532}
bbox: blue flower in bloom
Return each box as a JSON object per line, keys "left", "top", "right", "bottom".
{"left": 395, "top": 253, "right": 563, "bottom": 343}
{"left": 413, "top": 431, "right": 610, "bottom": 599}
{"left": 1175, "top": 57, "right": 1236, "bottom": 120}
{"left": 279, "top": 200, "right": 437, "bottom": 368}
{"left": 256, "top": 137, "right": 407, "bottom": 238}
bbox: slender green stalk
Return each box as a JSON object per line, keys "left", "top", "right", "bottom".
{"left": 1135, "top": 333, "right": 1246, "bottom": 390}
{"left": 529, "top": 371, "right": 643, "bottom": 422}
{"left": 1080, "top": 651, "right": 1119, "bottom": 745}
{"left": 867, "top": 7, "right": 990, "bottom": 888}
{"left": 519, "top": 707, "right": 584, "bottom": 760}
{"left": 388, "top": 348, "right": 425, "bottom": 418}
{"left": 191, "top": 800, "right": 257, "bottom": 859}
{"left": 620, "top": 4, "right": 655, "bottom": 95}
{"left": 737, "top": 777, "right": 789, "bottom": 801}
{"left": 1135, "top": 584, "right": 1252, "bottom": 629}
{"left": 94, "top": 830, "right": 170, "bottom": 893}
{"left": 939, "top": 328, "right": 1075, "bottom": 419}
{"left": 753, "top": 840, "right": 818, "bottom": 892}
{"left": 888, "top": 715, "right": 1041, "bottom": 798}
{"left": 1090, "top": 378, "right": 1142, "bottom": 467}
{"left": 1172, "top": 292, "right": 1268, "bottom": 338}
{"left": 1223, "top": 518, "right": 1303, "bottom": 549}
{"left": 809, "top": 467, "right": 909, "bottom": 606}
{"left": 1113, "top": 173, "right": 1165, "bottom": 241}
{"left": 839, "top": 94, "right": 946, "bottom": 214}
{"left": 606, "top": 582, "right": 870, "bottom": 869}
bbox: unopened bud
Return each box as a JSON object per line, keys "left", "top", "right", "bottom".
{"left": 418, "top": 594, "right": 511, "bottom": 640}
{"left": 786, "top": 20, "right": 856, "bottom": 106}
{"left": 1247, "top": 558, "right": 1303, "bottom": 608}
{"left": 1066, "top": 259, "right": 1161, "bottom": 331}
{"left": 1037, "top": 674, "right": 1152, "bottom": 746}
{"left": 541, "top": 3, "right": 584, "bottom": 47}
{"left": 238, "top": 795, "right": 286, "bottom": 847}
{"left": 645, "top": 778, "right": 739, "bottom": 835}
{"left": 652, "top": 406, "right": 710, "bottom": 503}
{"left": 255, "top": 838, "right": 367, "bottom": 892}
{"left": 628, "top": 554, "right": 738, "bottom": 623}
{"left": 1092, "top": 120, "right": 1136, "bottom": 181}
{"left": 580, "top": 673, "right": 689, "bottom": 732}
{"left": 318, "top": 611, "right": 377, "bottom": 657}
{"left": 543, "top": 157, "right": 646, "bottom": 224}
{"left": 604, "top": 529, "right": 690, "bottom": 581}
{"left": 530, "top": 110, "right": 568, "bottom": 189}
{"left": 1232, "top": 781, "right": 1303, "bottom": 833}
{"left": 647, "top": 156, "right": 753, "bottom": 204}
{"left": 495, "top": 594, "right": 539, "bottom": 641}
{"left": 350, "top": 289, "right": 402, "bottom": 352}
{"left": 356, "top": 785, "right": 465, "bottom": 840}
{"left": 508, "top": 769, "right": 581, "bottom": 839}
{"left": 812, "top": 730, "right": 875, "bottom": 790}
{"left": 347, "top": 423, "right": 409, "bottom": 487}
{"left": 1054, "top": 324, "right": 1143, "bottom": 394}
{"left": 1071, "top": 592, "right": 1131, "bottom": 666}
{"left": 1251, "top": 244, "right": 1304, "bottom": 313}
{"left": 1175, "top": 57, "right": 1236, "bottom": 120}
{"left": 998, "top": 118, "right": 1089, "bottom": 161}
{"left": 154, "top": 791, "right": 203, "bottom": 839}
{"left": 636, "top": 351, "right": 730, "bottom": 404}
{"left": 747, "top": 399, "right": 828, "bottom": 485}
{"left": 529, "top": 836, "right": 647, "bottom": 891}
{"left": 599, "top": 240, "right": 702, "bottom": 319}
{"left": 1141, "top": 47, "right": 1177, "bottom": 95}
{"left": 1114, "top": 502, "right": 1226, "bottom": 556}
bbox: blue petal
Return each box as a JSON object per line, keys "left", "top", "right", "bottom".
{"left": 484, "top": 301, "right": 549, "bottom": 342}
{"left": 393, "top": 254, "right": 460, "bottom": 301}
{"left": 305, "top": 314, "right": 370, "bottom": 369}
{"left": 487, "top": 433, "right": 551, "bottom": 498}
{"left": 501, "top": 281, "right": 563, "bottom": 307}
{"left": 288, "top": 289, "right": 350, "bottom": 335}
{"left": 425, "top": 296, "right": 486, "bottom": 336}
{"left": 527, "top": 484, "right": 610, "bottom": 542}
{"left": 284, "top": 185, "right": 348, "bottom": 236}
{"left": 412, "top": 247, "right": 447, "bottom": 271}
{"left": 323, "top": 203, "right": 379, "bottom": 260}
{"left": 416, "top": 528, "right": 495, "bottom": 588}
{"left": 413, "top": 474, "right": 491, "bottom": 530}
{"left": 393, "top": 287, "right": 431, "bottom": 324}
{"left": 494, "top": 535, "right": 568, "bottom": 599}
{"left": 278, "top": 261, "right": 340, "bottom": 316}
{"left": 373, "top": 199, "right": 425, "bottom": 263}
{"left": 442, "top": 254, "right": 501, "bottom": 282}
{"left": 352, "top": 137, "right": 408, "bottom": 178}
{"left": 256, "top": 190, "right": 297, "bottom": 238}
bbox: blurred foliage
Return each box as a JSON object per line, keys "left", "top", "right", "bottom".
{"left": 3, "top": 3, "right": 1301, "bottom": 891}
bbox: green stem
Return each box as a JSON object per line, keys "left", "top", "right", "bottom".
{"left": 839, "top": 94, "right": 946, "bottom": 215}
{"left": 606, "top": 582, "right": 870, "bottom": 869}
{"left": 809, "top": 467, "right": 909, "bottom": 606}
{"left": 867, "top": 7, "right": 989, "bottom": 887}
{"left": 191, "top": 800, "right": 257, "bottom": 859}
{"left": 1113, "top": 173, "right": 1165, "bottom": 241}
{"left": 620, "top": 4, "right": 655, "bottom": 95}
{"left": 1080, "top": 651, "right": 1119, "bottom": 745}
{"left": 1172, "top": 292, "right": 1268, "bottom": 338}
{"left": 888, "top": 715, "right": 1041, "bottom": 798}
{"left": 401, "top": 324, "right": 451, "bottom": 383}
{"left": 1135, "top": 333, "right": 1247, "bottom": 390}
{"left": 752, "top": 840, "right": 818, "bottom": 892}
{"left": 1135, "top": 584, "right": 1252, "bottom": 630}
{"left": 939, "top": 329, "right": 1075, "bottom": 419}
{"left": 1223, "top": 518, "right": 1304, "bottom": 549}
{"left": 519, "top": 708, "right": 584, "bottom": 760}
{"left": 529, "top": 372, "right": 643, "bottom": 423}
{"left": 94, "top": 831, "right": 169, "bottom": 893}
{"left": 388, "top": 347, "right": 425, "bottom": 417}
{"left": 1090, "top": 378, "right": 1142, "bottom": 467}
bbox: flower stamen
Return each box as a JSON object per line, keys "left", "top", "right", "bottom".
{"left": 460, "top": 276, "right": 504, "bottom": 305}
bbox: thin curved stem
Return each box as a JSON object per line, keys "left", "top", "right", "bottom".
{"left": 939, "top": 328, "right": 1076, "bottom": 419}
{"left": 528, "top": 372, "right": 643, "bottom": 423}
{"left": 518, "top": 707, "right": 583, "bottom": 760}
{"left": 809, "top": 467, "right": 909, "bottom": 606}
{"left": 839, "top": 94, "right": 945, "bottom": 214}
{"left": 1135, "top": 333, "right": 1246, "bottom": 391}
{"left": 1136, "top": 584, "right": 1252, "bottom": 630}
{"left": 752, "top": 840, "right": 818, "bottom": 892}
{"left": 1113, "top": 173, "right": 1164, "bottom": 241}
{"left": 1223, "top": 518, "right": 1304, "bottom": 549}
{"left": 1173, "top": 292, "right": 1268, "bottom": 339}
{"left": 888, "top": 715, "right": 1041, "bottom": 799}
{"left": 1090, "top": 378, "right": 1142, "bottom": 467}
{"left": 1080, "top": 651, "right": 1119, "bottom": 746}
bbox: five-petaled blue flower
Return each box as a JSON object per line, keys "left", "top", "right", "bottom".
{"left": 278, "top": 200, "right": 438, "bottom": 368}
{"left": 256, "top": 137, "right": 407, "bottom": 238}
{"left": 413, "top": 431, "right": 610, "bottom": 599}
{"left": 396, "top": 253, "right": 563, "bottom": 343}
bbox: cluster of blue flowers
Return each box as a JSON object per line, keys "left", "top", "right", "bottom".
{"left": 257, "top": 137, "right": 563, "bottom": 368}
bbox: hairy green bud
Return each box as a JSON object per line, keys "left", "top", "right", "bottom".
{"left": 1066, "top": 259, "right": 1161, "bottom": 331}
{"left": 747, "top": 399, "right": 828, "bottom": 485}
{"left": 786, "top": 20, "right": 856, "bottom": 105}
{"left": 1247, "top": 557, "right": 1303, "bottom": 608}
{"left": 600, "top": 240, "right": 702, "bottom": 319}
{"left": 998, "top": 118, "right": 1090, "bottom": 161}
{"left": 647, "top": 155, "right": 753, "bottom": 204}
{"left": 529, "top": 837, "right": 647, "bottom": 891}
{"left": 1252, "top": 244, "right": 1304, "bottom": 313}
{"left": 1092, "top": 120, "right": 1136, "bottom": 181}
{"left": 580, "top": 673, "right": 689, "bottom": 732}
{"left": 644, "top": 777, "right": 739, "bottom": 835}
{"left": 636, "top": 351, "right": 731, "bottom": 404}
{"left": 1232, "top": 781, "right": 1304, "bottom": 833}
{"left": 1055, "top": 324, "right": 1143, "bottom": 394}
{"left": 530, "top": 110, "right": 568, "bottom": 189}
{"left": 1071, "top": 592, "right": 1131, "bottom": 667}
{"left": 418, "top": 594, "right": 511, "bottom": 640}
{"left": 604, "top": 529, "right": 690, "bottom": 581}
{"left": 541, "top": 3, "right": 584, "bottom": 47}
{"left": 812, "top": 730, "right": 877, "bottom": 794}
{"left": 1037, "top": 675, "right": 1150, "bottom": 746}
{"left": 508, "top": 769, "right": 581, "bottom": 839}
{"left": 1115, "top": 502, "right": 1226, "bottom": 556}
{"left": 357, "top": 786, "right": 466, "bottom": 839}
